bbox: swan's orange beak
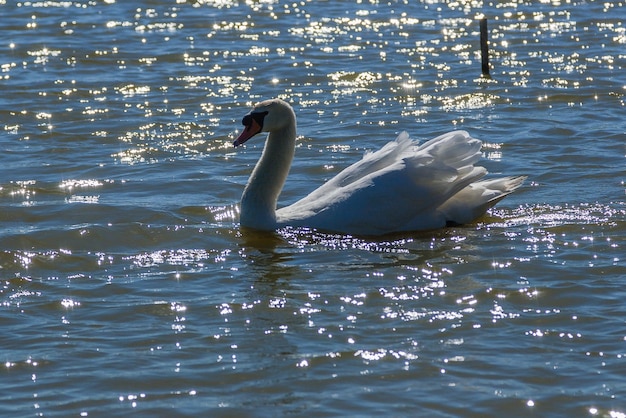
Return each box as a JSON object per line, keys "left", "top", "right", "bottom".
{"left": 233, "top": 119, "right": 261, "bottom": 147}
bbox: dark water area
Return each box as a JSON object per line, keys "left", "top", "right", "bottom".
{"left": 1, "top": 0, "right": 624, "bottom": 416}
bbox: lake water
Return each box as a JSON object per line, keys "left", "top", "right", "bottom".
{"left": 1, "top": 0, "right": 625, "bottom": 416}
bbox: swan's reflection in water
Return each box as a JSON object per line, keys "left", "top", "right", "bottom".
{"left": 238, "top": 227, "right": 297, "bottom": 280}
{"left": 231, "top": 228, "right": 307, "bottom": 364}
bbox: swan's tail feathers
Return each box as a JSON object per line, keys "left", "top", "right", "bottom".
{"left": 439, "top": 175, "right": 527, "bottom": 225}
{"left": 482, "top": 175, "right": 528, "bottom": 204}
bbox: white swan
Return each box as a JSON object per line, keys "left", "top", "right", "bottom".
{"left": 233, "top": 98, "right": 525, "bottom": 235}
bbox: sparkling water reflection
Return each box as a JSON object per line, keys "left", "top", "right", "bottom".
{"left": 1, "top": 0, "right": 625, "bottom": 416}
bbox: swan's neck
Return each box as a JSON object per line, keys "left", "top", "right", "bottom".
{"left": 240, "top": 124, "right": 296, "bottom": 230}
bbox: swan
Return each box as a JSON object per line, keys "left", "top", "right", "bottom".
{"left": 233, "top": 98, "right": 525, "bottom": 235}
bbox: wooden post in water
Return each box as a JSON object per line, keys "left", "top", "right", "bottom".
{"left": 480, "top": 18, "right": 491, "bottom": 78}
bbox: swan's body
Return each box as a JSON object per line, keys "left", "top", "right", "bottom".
{"left": 234, "top": 98, "right": 525, "bottom": 235}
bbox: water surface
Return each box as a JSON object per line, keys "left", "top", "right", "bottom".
{"left": 1, "top": 0, "right": 625, "bottom": 416}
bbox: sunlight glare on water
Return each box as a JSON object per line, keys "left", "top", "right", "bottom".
{"left": 0, "top": 0, "right": 625, "bottom": 416}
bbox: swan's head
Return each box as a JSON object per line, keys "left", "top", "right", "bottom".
{"left": 233, "top": 99, "right": 295, "bottom": 147}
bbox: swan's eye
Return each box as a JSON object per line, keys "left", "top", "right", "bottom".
{"left": 242, "top": 111, "right": 268, "bottom": 129}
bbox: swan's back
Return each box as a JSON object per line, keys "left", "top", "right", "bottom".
{"left": 277, "top": 130, "right": 524, "bottom": 235}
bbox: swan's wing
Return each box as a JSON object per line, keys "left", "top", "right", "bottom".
{"left": 297, "top": 131, "right": 414, "bottom": 203}
{"left": 278, "top": 130, "right": 491, "bottom": 234}
{"left": 277, "top": 131, "right": 414, "bottom": 223}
